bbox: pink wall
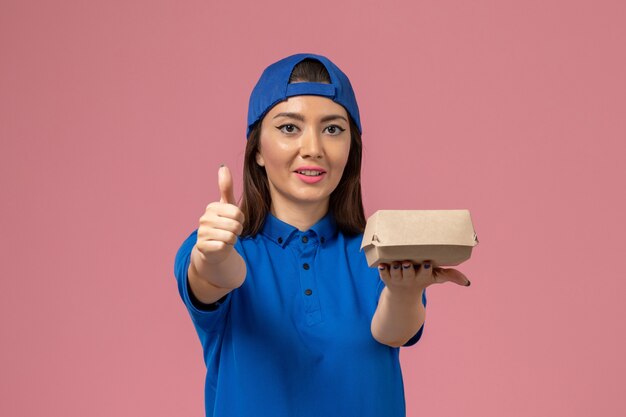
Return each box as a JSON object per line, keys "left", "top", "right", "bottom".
{"left": 2, "top": 1, "right": 625, "bottom": 416}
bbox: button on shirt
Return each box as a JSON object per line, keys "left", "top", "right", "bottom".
{"left": 174, "top": 212, "right": 426, "bottom": 417}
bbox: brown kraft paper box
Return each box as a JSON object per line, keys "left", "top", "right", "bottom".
{"left": 360, "top": 210, "right": 479, "bottom": 267}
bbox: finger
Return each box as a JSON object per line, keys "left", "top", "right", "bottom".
{"left": 401, "top": 261, "right": 416, "bottom": 280}
{"left": 436, "top": 267, "right": 471, "bottom": 286}
{"left": 416, "top": 260, "right": 435, "bottom": 284}
{"left": 200, "top": 214, "right": 243, "bottom": 236}
{"left": 377, "top": 263, "right": 391, "bottom": 285}
{"left": 389, "top": 262, "right": 403, "bottom": 281}
{"left": 218, "top": 165, "right": 236, "bottom": 205}
{"left": 206, "top": 202, "right": 245, "bottom": 224}
{"left": 203, "top": 228, "right": 238, "bottom": 246}
{"left": 196, "top": 239, "right": 228, "bottom": 253}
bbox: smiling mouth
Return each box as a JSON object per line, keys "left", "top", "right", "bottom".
{"left": 296, "top": 170, "right": 325, "bottom": 176}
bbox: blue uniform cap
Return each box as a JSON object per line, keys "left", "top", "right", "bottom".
{"left": 246, "top": 53, "right": 362, "bottom": 139}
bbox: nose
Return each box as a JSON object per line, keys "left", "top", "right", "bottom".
{"left": 299, "top": 128, "right": 323, "bottom": 159}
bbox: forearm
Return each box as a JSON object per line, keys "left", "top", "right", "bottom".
{"left": 188, "top": 245, "right": 246, "bottom": 304}
{"left": 371, "top": 286, "right": 425, "bottom": 347}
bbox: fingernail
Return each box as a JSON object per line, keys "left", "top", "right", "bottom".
{"left": 402, "top": 263, "right": 411, "bottom": 269}
{"left": 378, "top": 265, "right": 386, "bottom": 270}
{"left": 424, "top": 263, "right": 431, "bottom": 269}
{"left": 465, "top": 280, "right": 471, "bottom": 287}
{"left": 392, "top": 264, "right": 400, "bottom": 270}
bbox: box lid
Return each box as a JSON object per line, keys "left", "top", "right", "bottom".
{"left": 360, "top": 210, "right": 479, "bottom": 250}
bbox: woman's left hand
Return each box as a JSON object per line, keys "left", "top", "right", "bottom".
{"left": 372, "top": 261, "right": 471, "bottom": 346}
{"left": 377, "top": 260, "right": 471, "bottom": 296}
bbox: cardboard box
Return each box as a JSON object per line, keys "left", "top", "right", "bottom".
{"left": 360, "top": 210, "right": 479, "bottom": 267}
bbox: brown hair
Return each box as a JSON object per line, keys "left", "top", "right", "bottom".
{"left": 240, "top": 59, "right": 365, "bottom": 236}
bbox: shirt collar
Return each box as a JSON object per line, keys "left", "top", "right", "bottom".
{"left": 261, "top": 211, "right": 338, "bottom": 248}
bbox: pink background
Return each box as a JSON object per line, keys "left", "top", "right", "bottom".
{"left": 2, "top": 0, "right": 625, "bottom": 416}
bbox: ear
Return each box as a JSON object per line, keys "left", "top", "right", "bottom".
{"left": 255, "top": 151, "right": 265, "bottom": 167}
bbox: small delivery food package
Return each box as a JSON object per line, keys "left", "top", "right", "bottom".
{"left": 360, "top": 210, "right": 479, "bottom": 267}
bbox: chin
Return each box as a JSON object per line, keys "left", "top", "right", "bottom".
{"left": 290, "top": 192, "right": 331, "bottom": 206}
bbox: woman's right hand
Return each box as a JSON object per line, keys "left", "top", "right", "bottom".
{"left": 188, "top": 165, "right": 246, "bottom": 303}
{"left": 194, "top": 165, "right": 245, "bottom": 266}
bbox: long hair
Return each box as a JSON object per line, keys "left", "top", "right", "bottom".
{"left": 240, "top": 59, "right": 366, "bottom": 237}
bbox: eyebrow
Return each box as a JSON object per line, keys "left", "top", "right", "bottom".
{"left": 272, "top": 112, "right": 348, "bottom": 123}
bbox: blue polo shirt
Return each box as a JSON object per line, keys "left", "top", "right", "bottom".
{"left": 174, "top": 212, "right": 426, "bottom": 417}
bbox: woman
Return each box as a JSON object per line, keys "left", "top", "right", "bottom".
{"left": 174, "top": 53, "right": 471, "bottom": 417}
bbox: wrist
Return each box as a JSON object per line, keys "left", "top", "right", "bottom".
{"left": 191, "top": 245, "right": 244, "bottom": 288}
{"left": 382, "top": 285, "right": 425, "bottom": 305}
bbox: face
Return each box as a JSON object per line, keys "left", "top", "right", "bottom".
{"left": 256, "top": 95, "right": 351, "bottom": 214}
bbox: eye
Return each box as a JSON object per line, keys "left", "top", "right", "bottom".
{"left": 324, "top": 125, "right": 346, "bottom": 136}
{"left": 277, "top": 124, "right": 299, "bottom": 134}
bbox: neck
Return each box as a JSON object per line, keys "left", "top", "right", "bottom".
{"left": 270, "top": 199, "right": 329, "bottom": 231}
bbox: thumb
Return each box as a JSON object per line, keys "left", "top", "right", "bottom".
{"left": 435, "top": 267, "right": 471, "bottom": 287}
{"left": 218, "top": 164, "right": 236, "bottom": 204}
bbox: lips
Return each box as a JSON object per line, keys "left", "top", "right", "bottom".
{"left": 294, "top": 166, "right": 327, "bottom": 184}
{"left": 296, "top": 169, "right": 323, "bottom": 176}
{"left": 294, "top": 166, "right": 327, "bottom": 176}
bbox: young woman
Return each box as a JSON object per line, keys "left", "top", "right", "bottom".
{"left": 174, "top": 53, "right": 471, "bottom": 417}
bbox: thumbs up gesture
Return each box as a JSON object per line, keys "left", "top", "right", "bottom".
{"left": 218, "top": 164, "right": 237, "bottom": 205}
{"left": 195, "top": 165, "right": 245, "bottom": 266}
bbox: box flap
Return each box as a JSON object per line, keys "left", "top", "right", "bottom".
{"left": 360, "top": 210, "right": 380, "bottom": 250}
